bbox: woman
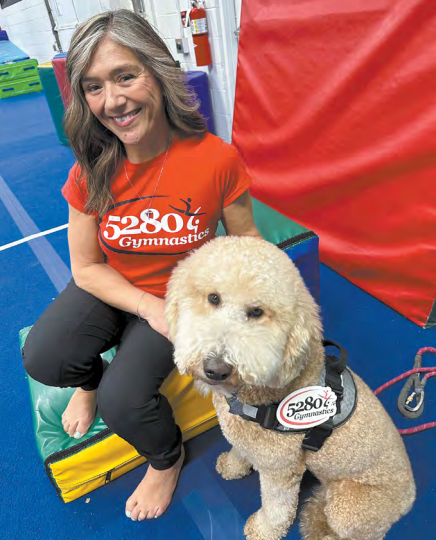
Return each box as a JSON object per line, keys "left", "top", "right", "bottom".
{"left": 23, "top": 9, "right": 260, "bottom": 522}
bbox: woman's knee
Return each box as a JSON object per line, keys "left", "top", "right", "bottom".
{"left": 22, "top": 324, "right": 95, "bottom": 388}
{"left": 23, "top": 280, "right": 121, "bottom": 388}
{"left": 97, "top": 377, "right": 158, "bottom": 433}
{"left": 22, "top": 325, "right": 65, "bottom": 386}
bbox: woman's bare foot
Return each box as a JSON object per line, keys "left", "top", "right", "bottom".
{"left": 126, "top": 445, "right": 185, "bottom": 521}
{"left": 61, "top": 388, "right": 98, "bottom": 439}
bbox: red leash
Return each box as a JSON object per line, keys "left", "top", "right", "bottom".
{"left": 374, "top": 348, "right": 436, "bottom": 435}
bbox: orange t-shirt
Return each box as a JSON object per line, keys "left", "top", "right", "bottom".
{"left": 62, "top": 133, "right": 252, "bottom": 298}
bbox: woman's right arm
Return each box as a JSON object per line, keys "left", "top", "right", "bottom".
{"left": 68, "top": 204, "right": 170, "bottom": 338}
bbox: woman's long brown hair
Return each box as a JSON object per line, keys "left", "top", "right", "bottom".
{"left": 64, "top": 9, "right": 207, "bottom": 217}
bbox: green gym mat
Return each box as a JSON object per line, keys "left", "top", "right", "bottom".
{"left": 0, "top": 58, "right": 38, "bottom": 83}
{"left": 0, "top": 74, "right": 41, "bottom": 99}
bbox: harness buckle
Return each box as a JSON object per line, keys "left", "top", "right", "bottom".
{"left": 258, "top": 405, "right": 278, "bottom": 430}
{"left": 328, "top": 378, "right": 344, "bottom": 399}
{"left": 302, "top": 419, "right": 334, "bottom": 452}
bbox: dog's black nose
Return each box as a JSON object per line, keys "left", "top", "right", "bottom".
{"left": 203, "top": 356, "right": 233, "bottom": 381}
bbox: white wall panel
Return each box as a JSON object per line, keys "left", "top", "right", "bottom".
{"left": 49, "top": 0, "right": 77, "bottom": 25}
{"left": 234, "top": 0, "right": 241, "bottom": 27}
{"left": 210, "top": 87, "right": 230, "bottom": 116}
{"left": 22, "top": 0, "right": 44, "bottom": 7}
{"left": 0, "top": 0, "right": 56, "bottom": 63}
{"left": 208, "top": 62, "right": 227, "bottom": 91}
{"left": 214, "top": 112, "right": 232, "bottom": 141}
{"left": 100, "top": 0, "right": 133, "bottom": 12}
{"left": 153, "top": 0, "right": 176, "bottom": 16}
{"left": 156, "top": 12, "right": 181, "bottom": 39}
{"left": 205, "top": 6, "right": 220, "bottom": 37}
{"left": 209, "top": 35, "right": 224, "bottom": 65}
{"left": 71, "top": 0, "right": 106, "bottom": 23}
{"left": 0, "top": 10, "right": 7, "bottom": 29}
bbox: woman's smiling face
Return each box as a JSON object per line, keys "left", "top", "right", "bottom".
{"left": 82, "top": 38, "right": 166, "bottom": 148}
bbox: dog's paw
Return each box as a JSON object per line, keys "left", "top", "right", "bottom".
{"left": 216, "top": 451, "right": 252, "bottom": 480}
{"left": 244, "top": 510, "right": 290, "bottom": 540}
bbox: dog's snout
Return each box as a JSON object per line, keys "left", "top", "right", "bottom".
{"left": 203, "top": 356, "right": 233, "bottom": 381}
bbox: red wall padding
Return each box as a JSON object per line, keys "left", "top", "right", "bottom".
{"left": 233, "top": 0, "right": 436, "bottom": 327}
{"left": 52, "top": 58, "right": 71, "bottom": 109}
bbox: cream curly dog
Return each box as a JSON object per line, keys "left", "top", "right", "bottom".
{"left": 166, "top": 236, "right": 415, "bottom": 540}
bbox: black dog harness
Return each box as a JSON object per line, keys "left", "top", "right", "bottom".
{"left": 227, "top": 340, "right": 357, "bottom": 452}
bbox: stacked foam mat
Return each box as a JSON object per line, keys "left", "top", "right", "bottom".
{"left": 20, "top": 198, "right": 319, "bottom": 503}
{"left": 0, "top": 37, "right": 41, "bottom": 99}
{"left": 37, "top": 61, "right": 69, "bottom": 145}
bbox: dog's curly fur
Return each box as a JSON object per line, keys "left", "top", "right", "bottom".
{"left": 166, "top": 236, "right": 416, "bottom": 540}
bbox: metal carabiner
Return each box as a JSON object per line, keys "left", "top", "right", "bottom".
{"left": 404, "top": 388, "right": 425, "bottom": 413}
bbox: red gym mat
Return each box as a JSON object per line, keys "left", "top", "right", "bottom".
{"left": 233, "top": 0, "right": 436, "bottom": 327}
{"left": 52, "top": 57, "right": 71, "bottom": 108}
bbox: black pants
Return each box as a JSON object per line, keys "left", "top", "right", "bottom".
{"left": 22, "top": 279, "right": 182, "bottom": 471}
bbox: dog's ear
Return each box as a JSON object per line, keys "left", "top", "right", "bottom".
{"left": 279, "top": 279, "right": 323, "bottom": 383}
{"left": 166, "top": 257, "right": 196, "bottom": 342}
{"left": 165, "top": 273, "right": 180, "bottom": 343}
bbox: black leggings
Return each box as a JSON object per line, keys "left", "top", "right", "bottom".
{"left": 22, "top": 279, "right": 182, "bottom": 471}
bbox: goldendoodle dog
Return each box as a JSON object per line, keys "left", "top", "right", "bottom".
{"left": 166, "top": 236, "right": 415, "bottom": 540}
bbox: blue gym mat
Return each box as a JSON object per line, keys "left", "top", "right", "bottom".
{"left": 0, "top": 91, "right": 435, "bottom": 540}
{"left": 0, "top": 40, "right": 29, "bottom": 64}
{"left": 0, "top": 92, "right": 74, "bottom": 246}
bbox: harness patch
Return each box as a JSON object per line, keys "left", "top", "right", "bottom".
{"left": 276, "top": 386, "right": 337, "bottom": 430}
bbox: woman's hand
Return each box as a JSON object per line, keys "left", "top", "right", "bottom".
{"left": 138, "top": 293, "right": 171, "bottom": 341}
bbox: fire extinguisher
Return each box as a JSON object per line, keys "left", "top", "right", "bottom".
{"left": 190, "top": 1, "right": 212, "bottom": 67}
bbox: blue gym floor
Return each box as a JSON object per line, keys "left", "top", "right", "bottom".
{"left": 1, "top": 92, "right": 435, "bottom": 540}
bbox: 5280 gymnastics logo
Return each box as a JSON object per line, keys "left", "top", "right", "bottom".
{"left": 276, "top": 386, "right": 338, "bottom": 430}
{"left": 99, "top": 196, "right": 211, "bottom": 254}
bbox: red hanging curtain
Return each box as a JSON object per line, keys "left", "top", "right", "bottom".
{"left": 233, "top": 0, "right": 436, "bottom": 327}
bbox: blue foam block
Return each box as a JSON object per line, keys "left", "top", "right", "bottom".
{"left": 186, "top": 70, "right": 215, "bottom": 135}
{"left": 286, "top": 235, "right": 320, "bottom": 304}
{"left": 0, "top": 40, "right": 28, "bottom": 64}
{"left": 0, "top": 30, "right": 8, "bottom": 41}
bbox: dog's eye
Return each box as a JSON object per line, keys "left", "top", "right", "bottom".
{"left": 247, "top": 307, "right": 264, "bottom": 319}
{"left": 208, "top": 293, "right": 221, "bottom": 306}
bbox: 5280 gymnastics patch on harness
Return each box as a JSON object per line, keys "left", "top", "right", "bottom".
{"left": 227, "top": 340, "right": 357, "bottom": 452}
